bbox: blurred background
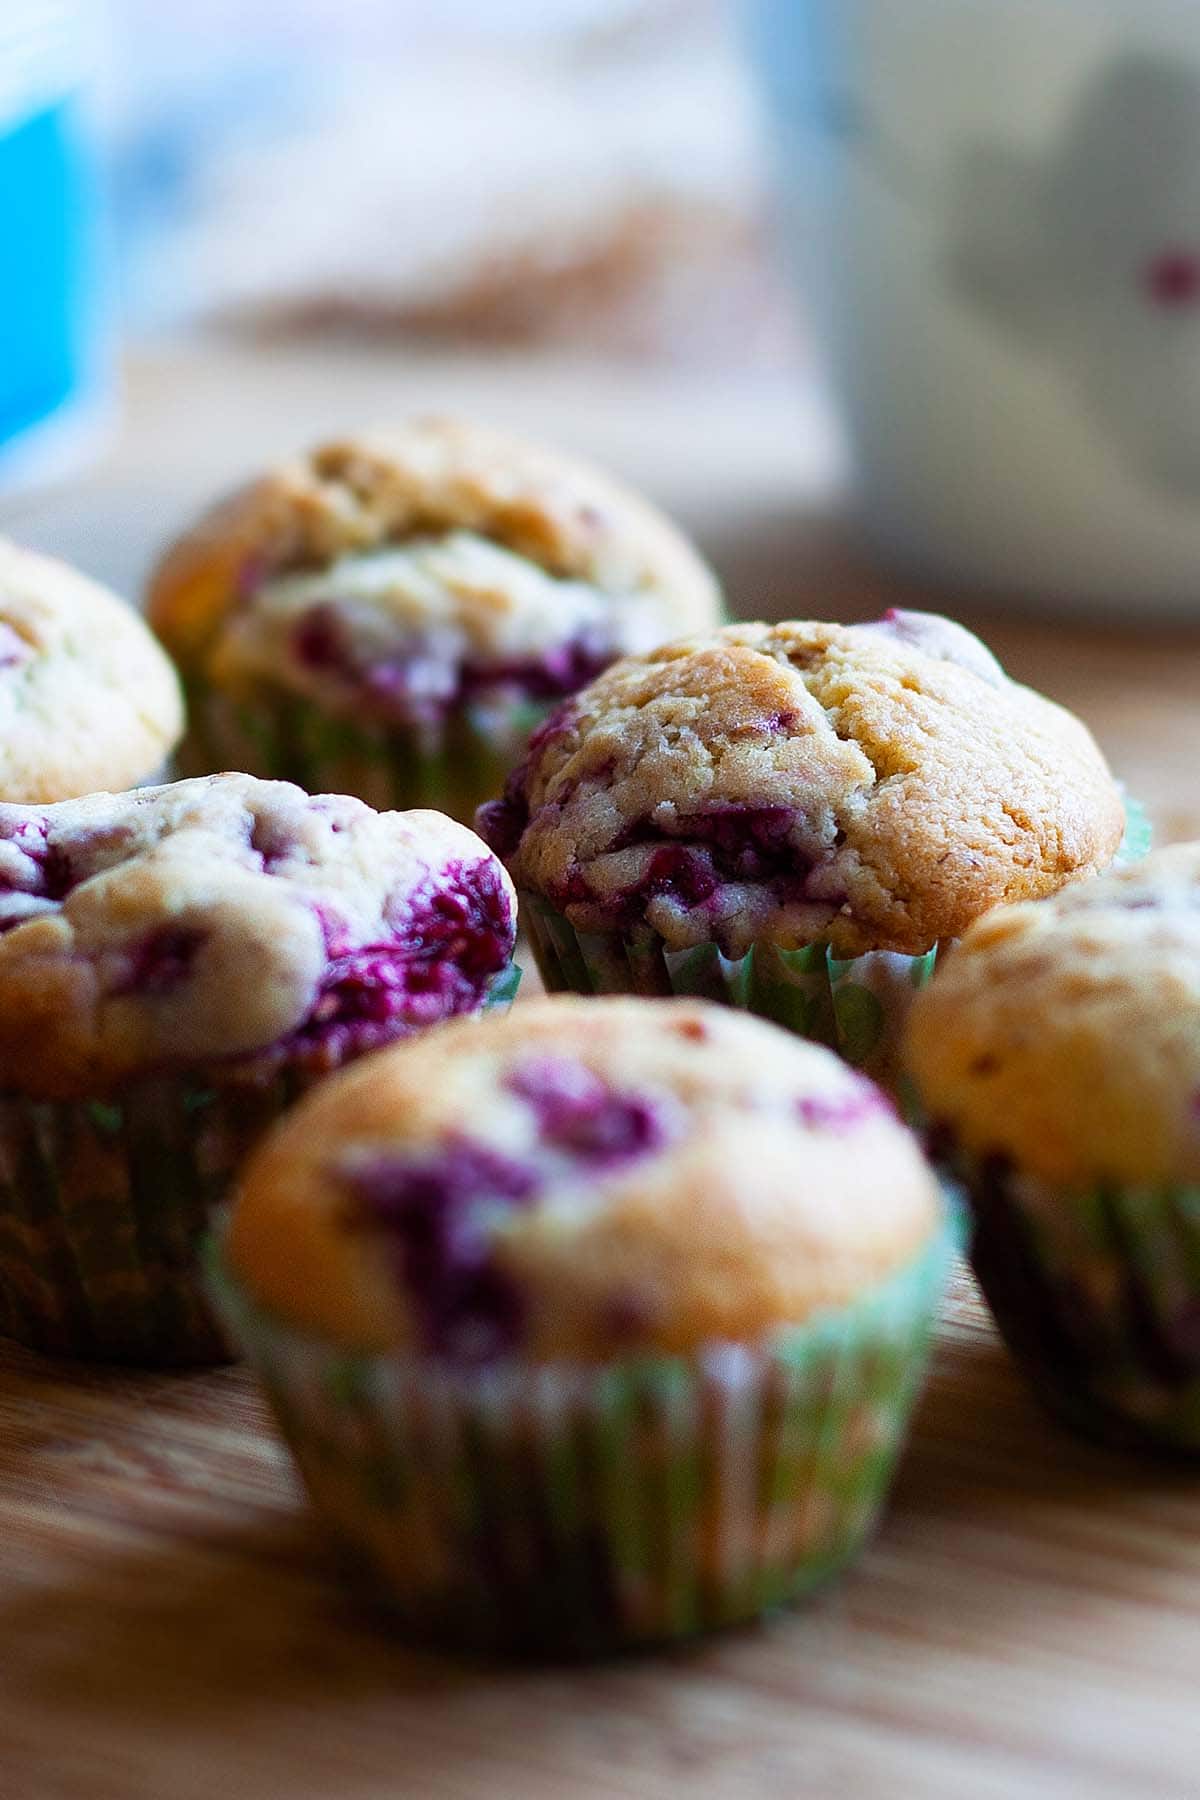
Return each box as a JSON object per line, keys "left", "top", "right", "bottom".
{"left": 0, "top": 0, "right": 841, "bottom": 614}
{"left": 0, "top": 0, "right": 797, "bottom": 434}
{"left": 9, "top": 0, "right": 1200, "bottom": 632}
{"left": 101, "top": 0, "right": 791, "bottom": 367}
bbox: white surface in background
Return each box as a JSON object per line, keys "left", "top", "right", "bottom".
{"left": 754, "top": 0, "right": 1200, "bottom": 614}
{"left": 0, "top": 0, "right": 92, "bottom": 125}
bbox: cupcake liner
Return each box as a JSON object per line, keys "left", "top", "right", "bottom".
{"left": 958, "top": 1153, "right": 1200, "bottom": 1455}
{"left": 1114, "top": 790, "right": 1153, "bottom": 867}
{"left": 0, "top": 1074, "right": 307, "bottom": 1365}
{"left": 209, "top": 1210, "right": 955, "bottom": 1656}
{"left": 0, "top": 947, "right": 519, "bottom": 1367}
{"left": 181, "top": 682, "right": 548, "bottom": 823}
{"left": 521, "top": 795, "right": 1147, "bottom": 1095}
{"left": 482, "top": 962, "right": 523, "bottom": 1012}
{"left": 0, "top": 943, "right": 519, "bottom": 1368}
{"left": 523, "top": 895, "right": 937, "bottom": 1094}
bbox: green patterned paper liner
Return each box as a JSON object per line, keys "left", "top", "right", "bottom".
{"left": 0, "top": 1074, "right": 305, "bottom": 1365}
{"left": 483, "top": 962, "right": 523, "bottom": 1012}
{"left": 209, "top": 1209, "right": 955, "bottom": 1656}
{"left": 523, "top": 895, "right": 937, "bottom": 1094}
{"left": 1114, "top": 790, "right": 1152, "bottom": 867}
{"left": 0, "top": 958, "right": 517, "bottom": 1368}
{"left": 958, "top": 1152, "right": 1200, "bottom": 1455}
{"left": 520, "top": 794, "right": 1148, "bottom": 1096}
{"left": 180, "top": 682, "right": 550, "bottom": 823}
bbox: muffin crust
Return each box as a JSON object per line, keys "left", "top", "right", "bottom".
{"left": 905, "top": 845, "right": 1200, "bottom": 1188}
{"left": 147, "top": 418, "right": 721, "bottom": 717}
{"left": 0, "top": 774, "right": 515, "bottom": 1099}
{"left": 481, "top": 614, "right": 1124, "bottom": 958}
{"left": 0, "top": 539, "right": 183, "bottom": 801}
{"left": 227, "top": 996, "right": 942, "bottom": 1361}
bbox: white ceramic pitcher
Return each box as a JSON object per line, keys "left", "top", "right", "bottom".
{"left": 748, "top": 0, "right": 1200, "bottom": 615}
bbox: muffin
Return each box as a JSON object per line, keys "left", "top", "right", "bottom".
{"left": 0, "top": 538, "right": 183, "bottom": 800}
{"left": 214, "top": 995, "right": 954, "bottom": 1656}
{"left": 478, "top": 611, "right": 1126, "bottom": 1090}
{"left": 146, "top": 418, "right": 721, "bottom": 822}
{"left": 0, "top": 773, "right": 517, "bottom": 1364}
{"left": 905, "top": 845, "right": 1200, "bottom": 1455}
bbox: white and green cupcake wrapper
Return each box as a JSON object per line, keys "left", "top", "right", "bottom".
{"left": 523, "top": 895, "right": 938, "bottom": 1093}
{"left": 0, "top": 964, "right": 518, "bottom": 1368}
{"left": 482, "top": 962, "right": 523, "bottom": 1012}
{"left": 180, "top": 683, "right": 550, "bottom": 823}
{"left": 210, "top": 1209, "right": 955, "bottom": 1656}
{"left": 0, "top": 1074, "right": 306, "bottom": 1365}
{"left": 958, "top": 1152, "right": 1200, "bottom": 1455}
{"left": 1115, "top": 790, "right": 1153, "bottom": 867}
{"left": 522, "top": 794, "right": 1148, "bottom": 1095}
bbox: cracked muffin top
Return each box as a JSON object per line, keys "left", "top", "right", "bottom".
{"left": 0, "top": 774, "right": 516, "bottom": 1100}
{"left": 905, "top": 845, "right": 1200, "bottom": 1189}
{"left": 145, "top": 418, "right": 721, "bottom": 730}
{"left": 225, "top": 996, "right": 942, "bottom": 1362}
{"left": 479, "top": 611, "right": 1125, "bottom": 959}
{"left": 0, "top": 538, "right": 183, "bottom": 801}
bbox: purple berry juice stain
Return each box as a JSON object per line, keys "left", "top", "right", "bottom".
{"left": 346, "top": 1139, "right": 537, "bottom": 1362}
{"left": 506, "top": 1056, "right": 665, "bottom": 1166}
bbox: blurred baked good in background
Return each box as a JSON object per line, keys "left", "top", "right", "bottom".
{"left": 110, "top": 0, "right": 797, "bottom": 368}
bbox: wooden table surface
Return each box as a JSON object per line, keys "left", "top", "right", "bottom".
{"left": 2, "top": 346, "right": 1200, "bottom": 1800}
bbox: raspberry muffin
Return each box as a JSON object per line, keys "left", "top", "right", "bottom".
{"left": 0, "top": 538, "right": 182, "bottom": 800}
{"left": 146, "top": 418, "right": 721, "bottom": 822}
{"left": 479, "top": 611, "right": 1126, "bottom": 1089}
{"left": 0, "top": 773, "right": 517, "bottom": 1364}
{"left": 215, "top": 996, "right": 954, "bottom": 1656}
{"left": 905, "top": 845, "right": 1200, "bottom": 1455}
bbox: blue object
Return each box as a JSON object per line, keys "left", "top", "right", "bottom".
{"left": 0, "top": 101, "right": 94, "bottom": 443}
{"left": 0, "top": 3, "right": 111, "bottom": 490}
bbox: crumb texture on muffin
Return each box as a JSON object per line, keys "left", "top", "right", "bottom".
{"left": 146, "top": 418, "right": 721, "bottom": 726}
{"left": 227, "top": 996, "right": 941, "bottom": 1362}
{"left": 0, "top": 538, "right": 183, "bottom": 801}
{"left": 480, "top": 615, "right": 1125, "bottom": 958}
{"left": 904, "top": 845, "right": 1200, "bottom": 1187}
{"left": 0, "top": 773, "right": 516, "bottom": 1099}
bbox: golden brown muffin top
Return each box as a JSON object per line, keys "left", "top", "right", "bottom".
{"left": 226, "top": 996, "right": 942, "bottom": 1362}
{"left": 146, "top": 418, "right": 721, "bottom": 697}
{"left": 0, "top": 539, "right": 183, "bottom": 801}
{"left": 905, "top": 846, "right": 1200, "bottom": 1189}
{"left": 0, "top": 774, "right": 515, "bottom": 1099}
{"left": 479, "top": 613, "right": 1125, "bottom": 958}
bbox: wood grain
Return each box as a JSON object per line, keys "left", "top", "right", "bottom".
{"left": 2, "top": 346, "right": 1200, "bottom": 1799}
{"left": 6, "top": 1278, "right": 1200, "bottom": 1800}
